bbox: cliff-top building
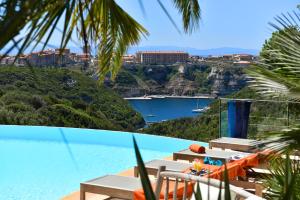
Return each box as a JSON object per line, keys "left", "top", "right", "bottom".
{"left": 136, "top": 51, "right": 189, "bottom": 64}
{"left": 0, "top": 48, "right": 93, "bottom": 67}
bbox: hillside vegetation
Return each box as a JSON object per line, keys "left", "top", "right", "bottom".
{"left": 0, "top": 67, "right": 144, "bottom": 130}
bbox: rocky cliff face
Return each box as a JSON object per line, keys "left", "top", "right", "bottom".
{"left": 207, "top": 66, "right": 247, "bottom": 96}
{"left": 109, "top": 62, "right": 248, "bottom": 97}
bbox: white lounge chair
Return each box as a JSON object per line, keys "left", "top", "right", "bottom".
{"left": 80, "top": 166, "right": 264, "bottom": 200}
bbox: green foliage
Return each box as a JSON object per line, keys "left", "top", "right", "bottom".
{"left": 247, "top": 11, "right": 300, "bottom": 99}
{"left": 114, "top": 70, "right": 138, "bottom": 86}
{"left": 246, "top": 9, "right": 300, "bottom": 200}
{"left": 194, "top": 182, "right": 203, "bottom": 200}
{"left": 0, "top": 66, "right": 144, "bottom": 131}
{"left": 246, "top": 9, "right": 300, "bottom": 154}
{"left": 264, "top": 154, "right": 300, "bottom": 200}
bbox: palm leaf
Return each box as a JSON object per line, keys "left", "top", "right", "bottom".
{"left": 172, "top": 0, "right": 201, "bottom": 33}
{"left": 0, "top": 0, "right": 201, "bottom": 83}
{"left": 223, "top": 164, "right": 231, "bottom": 200}
{"left": 259, "top": 126, "right": 300, "bottom": 152}
{"left": 133, "top": 135, "right": 156, "bottom": 200}
{"left": 264, "top": 154, "right": 300, "bottom": 199}
{"left": 194, "top": 181, "right": 203, "bottom": 200}
{"left": 157, "top": 0, "right": 181, "bottom": 34}
{"left": 85, "top": 0, "right": 148, "bottom": 81}
{"left": 247, "top": 10, "right": 300, "bottom": 101}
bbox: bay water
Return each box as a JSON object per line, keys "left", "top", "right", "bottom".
{"left": 128, "top": 98, "right": 213, "bottom": 123}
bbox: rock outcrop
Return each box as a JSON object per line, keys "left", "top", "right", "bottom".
{"left": 207, "top": 66, "right": 247, "bottom": 96}
{"left": 110, "top": 62, "right": 248, "bottom": 97}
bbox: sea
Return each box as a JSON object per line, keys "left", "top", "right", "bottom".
{"left": 127, "top": 97, "right": 213, "bottom": 123}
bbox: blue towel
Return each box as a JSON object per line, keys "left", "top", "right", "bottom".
{"left": 214, "top": 160, "right": 223, "bottom": 166}
{"left": 227, "top": 100, "right": 252, "bottom": 138}
{"left": 204, "top": 156, "right": 211, "bottom": 164}
{"left": 204, "top": 157, "right": 223, "bottom": 166}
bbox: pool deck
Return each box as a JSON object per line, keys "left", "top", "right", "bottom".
{"left": 61, "top": 156, "right": 173, "bottom": 200}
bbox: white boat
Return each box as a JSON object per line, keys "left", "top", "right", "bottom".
{"left": 193, "top": 98, "right": 210, "bottom": 113}
{"left": 192, "top": 106, "right": 210, "bottom": 113}
{"left": 148, "top": 95, "right": 166, "bottom": 99}
{"left": 124, "top": 95, "right": 152, "bottom": 100}
{"left": 146, "top": 114, "right": 156, "bottom": 117}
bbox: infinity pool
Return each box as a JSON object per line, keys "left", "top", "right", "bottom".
{"left": 0, "top": 125, "right": 206, "bottom": 200}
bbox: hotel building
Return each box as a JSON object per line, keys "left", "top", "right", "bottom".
{"left": 136, "top": 51, "right": 189, "bottom": 64}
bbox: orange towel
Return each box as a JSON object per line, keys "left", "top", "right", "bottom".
{"left": 208, "top": 161, "right": 246, "bottom": 180}
{"left": 232, "top": 153, "right": 259, "bottom": 168}
{"left": 133, "top": 180, "right": 194, "bottom": 200}
{"left": 208, "top": 153, "right": 261, "bottom": 181}
{"left": 134, "top": 164, "right": 220, "bottom": 200}
{"left": 189, "top": 144, "right": 206, "bottom": 154}
{"left": 134, "top": 152, "right": 262, "bottom": 200}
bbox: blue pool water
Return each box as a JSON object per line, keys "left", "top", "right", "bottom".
{"left": 0, "top": 125, "right": 207, "bottom": 200}
{"left": 128, "top": 98, "right": 212, "bottom": 123}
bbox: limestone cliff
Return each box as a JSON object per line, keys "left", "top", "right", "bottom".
{"left": 207, "top": 66, "right": 247, "bottom": 95}
{"left": 109, "top": 62, "right": 248, "bottom": 97}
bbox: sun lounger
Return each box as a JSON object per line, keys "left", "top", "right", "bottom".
{"left": 80, "top": 175, "right": 145, "bottom": 200}
{"left": 209, "top": 137, "right": 261, "bottom": 152}
{"left": 135, "top": 158, "right": 252, "bottom": 181}
{"left": 80, "top": 166, "right": 194, "bottom": 200}
{"left": 173, "top": 148, "right": 250, "bottom": 162}
{"left": 80, "top": 166, "right": 263, "bottom": 200}
{"left": 134, "top": 159, "right": 192, "bottom": 177}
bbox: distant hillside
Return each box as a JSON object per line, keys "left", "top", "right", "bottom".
{"left": 109, "top": 62, "right": 248, "bottom": 97}
{"left": 0, "top": 67, "right": 145, "bottom": 130}
{"left": 127, "top": 46, "right": 259, "bottom": 56}
{"left": 2, "top": 45, "right": 258, "bottom": 57}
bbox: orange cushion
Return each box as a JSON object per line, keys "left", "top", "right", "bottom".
{"left": 189, "top": 144, "right": 206, "bottom": 154}
{"left": 133, "top": 180, "right": 194, "bottom": 200}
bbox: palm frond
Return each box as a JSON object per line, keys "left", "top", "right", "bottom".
{"left": 0, "top": 0, "right": 201, "bottom": 83}
{"left": 247, "top": 10, "right": 300, "bottom": 100}
{"left": 194, "top": 181, "right": 203, "bottom": 200}
{"left": 259, "top": 126, "right": 300, "bottom": 152}
{"left": 85, "top": 0, "right": 148, "bottom": 81}
{"left": 245, "top": 65, "right": 300, "bottom": 99}
{"left": 264, "top": 154, "right": 300, "bottom": 199}
{"left": 172, "top": 0, "right": 201, "bottom": 33}
{"left": 133, "top": 135, "right": 156, "bottom": 200}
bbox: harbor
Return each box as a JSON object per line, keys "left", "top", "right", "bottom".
{"left": 124, "top": 94, "right": 216, "bottom": 100}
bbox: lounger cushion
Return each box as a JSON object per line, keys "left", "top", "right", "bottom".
{"left": 84, "top": 175, "right": 142, "bottom": 191}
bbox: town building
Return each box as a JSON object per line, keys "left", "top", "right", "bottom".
{"left": 189, "top": 55, "right": 205, "bottom": 62}
{"left": 135, "top": 51, "right": 189, "bottom": 64}
{"left": 0, "top": 48, "right": 93, "bottom": 67}
{"left": 206, "top": 55, "right": 222, "bottom": 61}
{"left": 26, "top": 48, "right": 74, "bottom": 66}
{"left": 122, "top": 55, "right": 135, "bottom": 65}
{"left": 222, "top": 54, "right": 234, "bottom": 61}
{"left": 233, "top": 54, "right": 254, "bottom": 62}
{"left": 233, "top": 60, "right": 251, "bottom": 67}
{"left": 76, "top": 53, "right": 90, "bottom": 63}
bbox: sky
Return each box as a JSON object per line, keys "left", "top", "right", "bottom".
{"left": 4, "top": 0, "right": 299, "bottom": 54}
{"left": 113, "top": 0, "right": 299, "bottom": 50}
